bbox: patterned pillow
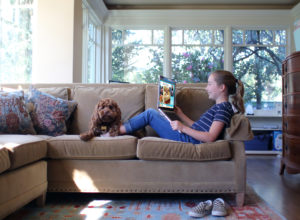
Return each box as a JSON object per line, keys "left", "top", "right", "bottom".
{"left": 0, "top": 91, "right": 36, "bottom": 134}
{"left": 27, "top": 88, "right": 77, "bottom": 136}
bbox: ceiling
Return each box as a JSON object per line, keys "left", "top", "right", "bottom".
{"left": 103, "top": 0, "right": 300, "bottom": 10}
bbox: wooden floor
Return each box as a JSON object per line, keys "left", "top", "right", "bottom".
{"left": 246, "top": 155, "right": 300, "bottom": 220}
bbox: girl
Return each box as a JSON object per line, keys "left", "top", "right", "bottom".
{"left": 119, "top": 70, "right": 245, "bottom": 144}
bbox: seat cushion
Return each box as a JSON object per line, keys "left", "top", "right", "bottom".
{"left": 0, "top": 135, "right": 47, "bottom": 170}
{"left": 0, "top": 147, "right": 10, "bottom": 174}
{"left": 47, "top": 135, "right": 138, "bottom": 159}
{"left": 137, "top": 137, "right": 232, "bottom": 161}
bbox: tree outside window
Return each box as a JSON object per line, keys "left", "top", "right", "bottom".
{"left": 111, "top": 29, "right": 164, "bottom": 83}
{"left": 0, "top": 0, "right": 34, "bottom": 83}
{"left": 171, "top": 29, "right": 224, "bottom": 83}
{"left": 233, "top": 29, "right": 286, "bottom": 110}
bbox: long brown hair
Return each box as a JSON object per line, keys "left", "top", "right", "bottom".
{"left": 211, "top": 70, "right": 245, "bottom": 114}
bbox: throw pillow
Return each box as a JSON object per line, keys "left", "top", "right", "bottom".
{"left": 27, "top": 88, "right": 77, "bottom": 136}
{"left": 0, "top": 91, "right": 36, "bottom": 134}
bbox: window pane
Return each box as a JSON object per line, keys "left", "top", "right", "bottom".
{"left": 0, "top": 1, "right": 34, "bottom": 83}
{"left": 172, "top": 29, "right": 223, "bottom": 83}
{"left": 172, "top": 46, "right": 224, "bottom": 83}
{"left": 111, "top": 45, "right": 163, "bottom": 83}
{"left": 233, "top": 29, "right": 286, "bottom": 111}
{"left": 184, "top": 30, "right": 201, "bottom": 44}
{"left": 184, "top": 30, "right": 212, "bottom": 45}
{"left": 260, "top": 30, "right": 273, "bottom": 45}
{"left": 233, "top": 45, "right": 285, "bottom": 110}
{"left": 172, "top": 30, "right": 182, "bottom": 44}
{"left": 275, "top": 30, "right": 286, "bottom": 45}
{"left": 245, "top": 30, "right": 273, "bottom": 45}
{"left": 88, "top": 23, "right": 95, "bottom": 40}
{"left": 214, "top": 30, "right": 224, "bottom": 45}
{"left": 124, "top": 30, "right": 152, "bottom": 45}
{"left": 232, "top": 29, "right": 243, "bottom": 45}
{"left": 112, "top": 30, "right": 123, "bottom": 45}
{"left": 87, "top": 41, "right": 96, "bottom": 83}
{"left": 153, "top": 30, "right": 164, "bottom": 45}
{"left": 111, "top": 29, "right": 164, "bottom": 83}
{"left": 245, "top": 30, "right": 259, "bottom": 44}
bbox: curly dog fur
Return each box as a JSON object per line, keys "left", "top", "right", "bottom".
{"left": 80, "top": 98, "right": 121, "bottom": 141}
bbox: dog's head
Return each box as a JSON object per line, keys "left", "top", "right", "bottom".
{"left": 94, "top": 98, "right": 121, "bottom": 124}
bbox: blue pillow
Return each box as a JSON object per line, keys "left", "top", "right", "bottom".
{"left": 0, "top": 91, "right": 36, "bottom": 134}
{"left": 27, "top": 88, "right": 77, "bottom": 136}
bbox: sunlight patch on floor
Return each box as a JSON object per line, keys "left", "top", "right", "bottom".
{"left": 80, "top": 200, "right": 111, "bottom": 220}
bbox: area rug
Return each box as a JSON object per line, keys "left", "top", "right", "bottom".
{"left": 6, "top": 186, "right": 286, "bottom": 220}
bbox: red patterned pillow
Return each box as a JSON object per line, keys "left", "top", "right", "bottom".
{"left": 27, "top": 88, "right": 77, "bottom": 136}
{"left": 0, "top": 91, "right": 36, "bottom": 134}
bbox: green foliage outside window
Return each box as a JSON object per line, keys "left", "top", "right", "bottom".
{"left": 233, "top": 29, "right": 286, "bottom": 109}
{"left": 111, "top": 30, "right": 163, "bottom": 83}
{"left": 0, "top": 0, "right": 34, "bottom": 83}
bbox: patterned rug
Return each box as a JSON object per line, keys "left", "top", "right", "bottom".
{"left": 6, "top": 186, "right": 285, "bottom": 220}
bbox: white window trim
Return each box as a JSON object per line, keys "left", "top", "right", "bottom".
{"left": 82, "top": 0, "right": 102, "bottom": 83}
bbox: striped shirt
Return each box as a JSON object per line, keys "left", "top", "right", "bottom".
{"left": 191, "top": 102, "right": 234, "bottom": 136}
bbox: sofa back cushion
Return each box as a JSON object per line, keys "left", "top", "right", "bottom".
{"left": 70, "top": 85, "right": 145, "bottom": 134}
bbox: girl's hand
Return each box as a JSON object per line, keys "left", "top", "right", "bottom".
{"left": 174, "top": 106, "right": 183, "bottom": 116}
{"left": 170, "top": 120, "right": 184, "bottom": 132}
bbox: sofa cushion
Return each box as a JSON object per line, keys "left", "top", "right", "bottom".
{"left": 0, "top": 147, "right": 10, "bottom": 174}
{"left": 0, "top": 135, "right": 47, "bottom": 170}
{"left": 27, "top": 88, "right": 77, "bottom": 136}
{"left": 224, "top": 114, "right": 254, "bottom": 141}
{"left": 37, "top": 87, "right": 69, "bottom": 100}
{"left": 70, "top": 85, "right": 145, "bottom": 134}
{"left": 47, "top": 135, "right": 138, "bottom": 159}
{"left": 1, "top": 86, "right": 69, "bottom": 100}
{"left": 137, "top": 137, "right": 231, "bottom": 161}
{"left": 0, "top": 91, "right": 36, "bottom": 134}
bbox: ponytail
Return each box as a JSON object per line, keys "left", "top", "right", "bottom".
{"left": 230, "top": 79, "right": 245, "bottom": 114}
{"left": 211, "top": 70, "right": 245, "bottom": 114}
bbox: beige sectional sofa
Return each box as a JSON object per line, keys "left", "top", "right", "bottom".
{"left": 0, "top": 83, "right": 253, "bottom": 219}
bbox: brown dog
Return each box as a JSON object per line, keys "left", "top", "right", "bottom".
{"left": 80, "top": 98, "right": 122, "bottom": 141}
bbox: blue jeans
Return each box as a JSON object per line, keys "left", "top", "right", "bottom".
{"left": 124, "top": 108, "right": 200, "bottom": 144}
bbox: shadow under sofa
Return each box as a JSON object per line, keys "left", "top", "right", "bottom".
{"left": 0, "top": 83, "right": 253, "bottom": 219}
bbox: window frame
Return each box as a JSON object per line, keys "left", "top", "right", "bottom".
{"left": 82, "top": 0, "right": 102, "bottom": 83}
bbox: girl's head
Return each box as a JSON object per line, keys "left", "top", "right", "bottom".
{"left": 208, "top": 70, "right": 245, "bottom": 114}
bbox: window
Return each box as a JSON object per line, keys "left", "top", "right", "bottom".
{"left": 0, "top": 0, "right": 34, "bottom": 83}
{"left": 111, "top": 29, "right": 164, "bottom": 83}
{"left": 171, "top": 29, "right": 224, "bottom": 83}
{"left": 82, "top": 2, "right": 101, "bottom": 83}
{"left": 232, "top": 29, "right": 286, "bottom": 110}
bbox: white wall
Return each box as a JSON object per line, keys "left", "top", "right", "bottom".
{"left": 32, "top": 0, "right": 75, "bottom": 83}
